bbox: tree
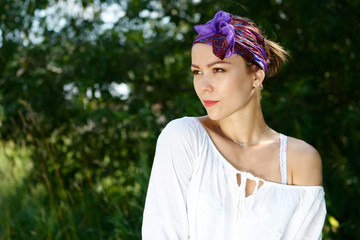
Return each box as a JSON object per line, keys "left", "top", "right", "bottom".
{"left": 0, "top": 0, "right": 359, "bottom": 239}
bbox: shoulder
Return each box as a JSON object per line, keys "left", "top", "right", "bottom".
{"left": 287, "top": 136, "right": 323, "bottom": 186}
{"left": 158, "top": 117, "right": 201, "bottom": 144}
{"left": 155, "top": 117, "right": 202, "bottom": 163}
{"left": 161, "top": 117, "right": 199, "bottom": 136}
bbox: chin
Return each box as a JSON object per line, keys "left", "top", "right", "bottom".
{"left": 206, "top": 111, "right": 224, "bottom": 121}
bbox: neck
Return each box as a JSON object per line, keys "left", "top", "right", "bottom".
{"left": 214, "top": 101, "right": 267, "bottom": 145}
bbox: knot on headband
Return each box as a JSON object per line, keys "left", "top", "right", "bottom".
{"left": 193, "top": 11, "right": 268, "bottom": 72}
{"left": 193, "top": 11, "right": 235, "bottom": 59}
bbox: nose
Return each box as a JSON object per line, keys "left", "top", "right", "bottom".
{"left": 197, "top": 74, "right": 214, "bottom": 92}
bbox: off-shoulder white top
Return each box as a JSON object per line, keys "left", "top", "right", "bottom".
{"left": 142, "top": 117, "right": 326, "bottom": 240}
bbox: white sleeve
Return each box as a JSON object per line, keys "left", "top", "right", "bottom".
{"left": 293, "top": 189, "right": 327, "bottom": 240}
{"left": 142, "top": 119, "right": 197, "bottom": 240}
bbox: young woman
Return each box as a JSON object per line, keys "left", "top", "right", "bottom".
{"left": 142, "top": 11, "right": 326, "bottom": 240}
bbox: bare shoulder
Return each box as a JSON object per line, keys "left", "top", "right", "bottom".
{"left": 287, "top": 137, "right": 323, "bottom": 186}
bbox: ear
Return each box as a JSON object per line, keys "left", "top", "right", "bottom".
{"left": 253, "top": 69, "right": 265, "bottom": 88}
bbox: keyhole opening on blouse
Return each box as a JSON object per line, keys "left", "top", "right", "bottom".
{"left": 236, "top": 173, "right": 264, "bottom": 198}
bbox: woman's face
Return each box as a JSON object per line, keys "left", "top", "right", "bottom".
{"left": 191, "top": 43, "right": 259, "bottom": 121}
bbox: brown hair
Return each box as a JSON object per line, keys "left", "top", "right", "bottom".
{"left": 241, "top": 17, "right": 289, "bottom": 77}
{"left": 264, "top": 38, "right": 289, "bottom": 77}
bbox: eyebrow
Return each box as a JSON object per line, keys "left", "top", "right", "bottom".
{"left": 191, "top": 61, "right": 231, "bottom": 68}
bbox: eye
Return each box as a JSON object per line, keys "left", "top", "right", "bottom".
{"left": 214, "top": 68, "right": 225, "bottom": 73}
{"left": 191, "top": 69, "right": 202, "bottom": 75}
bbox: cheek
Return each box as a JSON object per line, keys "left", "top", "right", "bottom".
{"left": 225, "top": 75, "right": 253, "bottom": 97}
{"left": 225, "top": 76, "right": 244, "bottom": 91}
{"left": 232, "top": 71, "right": 253, "bottom": 88}
{"left": 193, "top": 78, "right": 201, "bottom": 97}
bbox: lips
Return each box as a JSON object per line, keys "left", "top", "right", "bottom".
{"left": 203, "top": 100, "right": 218, "bottom": 107}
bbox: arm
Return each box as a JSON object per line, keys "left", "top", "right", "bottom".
{"left": 295, "top": 193, "right": 326, "bottom": 240}
{"left": 287, "top": 137, "right": 323, "bottom": 186}
{"left": 142, "top": 119, "right": 197, "bottom": 240}
{"left": 283, "top": 187, "right": 326, "bottom": 240}
{"left": 286, "top": 138, "right": 326, "bottom": 239}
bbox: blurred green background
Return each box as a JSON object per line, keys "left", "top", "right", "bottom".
{"left": 0, "top": 0, "right": 359, "bottom": 239}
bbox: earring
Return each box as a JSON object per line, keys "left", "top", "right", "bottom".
{"left": 254, "top": 82, "right": 259, "bottom": 87}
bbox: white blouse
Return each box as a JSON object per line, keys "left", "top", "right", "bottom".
{"left": 142, "top": 117, "right": 326, "bottom": 240}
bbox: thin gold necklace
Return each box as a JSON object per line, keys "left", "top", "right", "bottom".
{"left": 214, "top": 122, "right": 268, "bottom": 147}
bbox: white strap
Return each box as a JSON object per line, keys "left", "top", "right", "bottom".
{"left": 279, "top": 134, "right": 288, "bottom": 185}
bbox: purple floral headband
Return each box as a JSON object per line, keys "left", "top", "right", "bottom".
{"left": 193, "top": 11, "right": 268, "bottom": 72}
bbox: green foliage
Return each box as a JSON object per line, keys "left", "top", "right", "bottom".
{"left": 0, "top": 0, "right": 359, "bottom": 239}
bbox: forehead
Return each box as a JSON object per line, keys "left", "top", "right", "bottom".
{"left": 191, "top": 44, "right": 216, "bottom": 60}
{"left": 191, "top": 43, "right": 245, "bottom": 66}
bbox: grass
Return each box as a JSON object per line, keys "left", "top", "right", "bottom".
{"left": 0, "top": 141, "right": 148, "bottom": 240}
